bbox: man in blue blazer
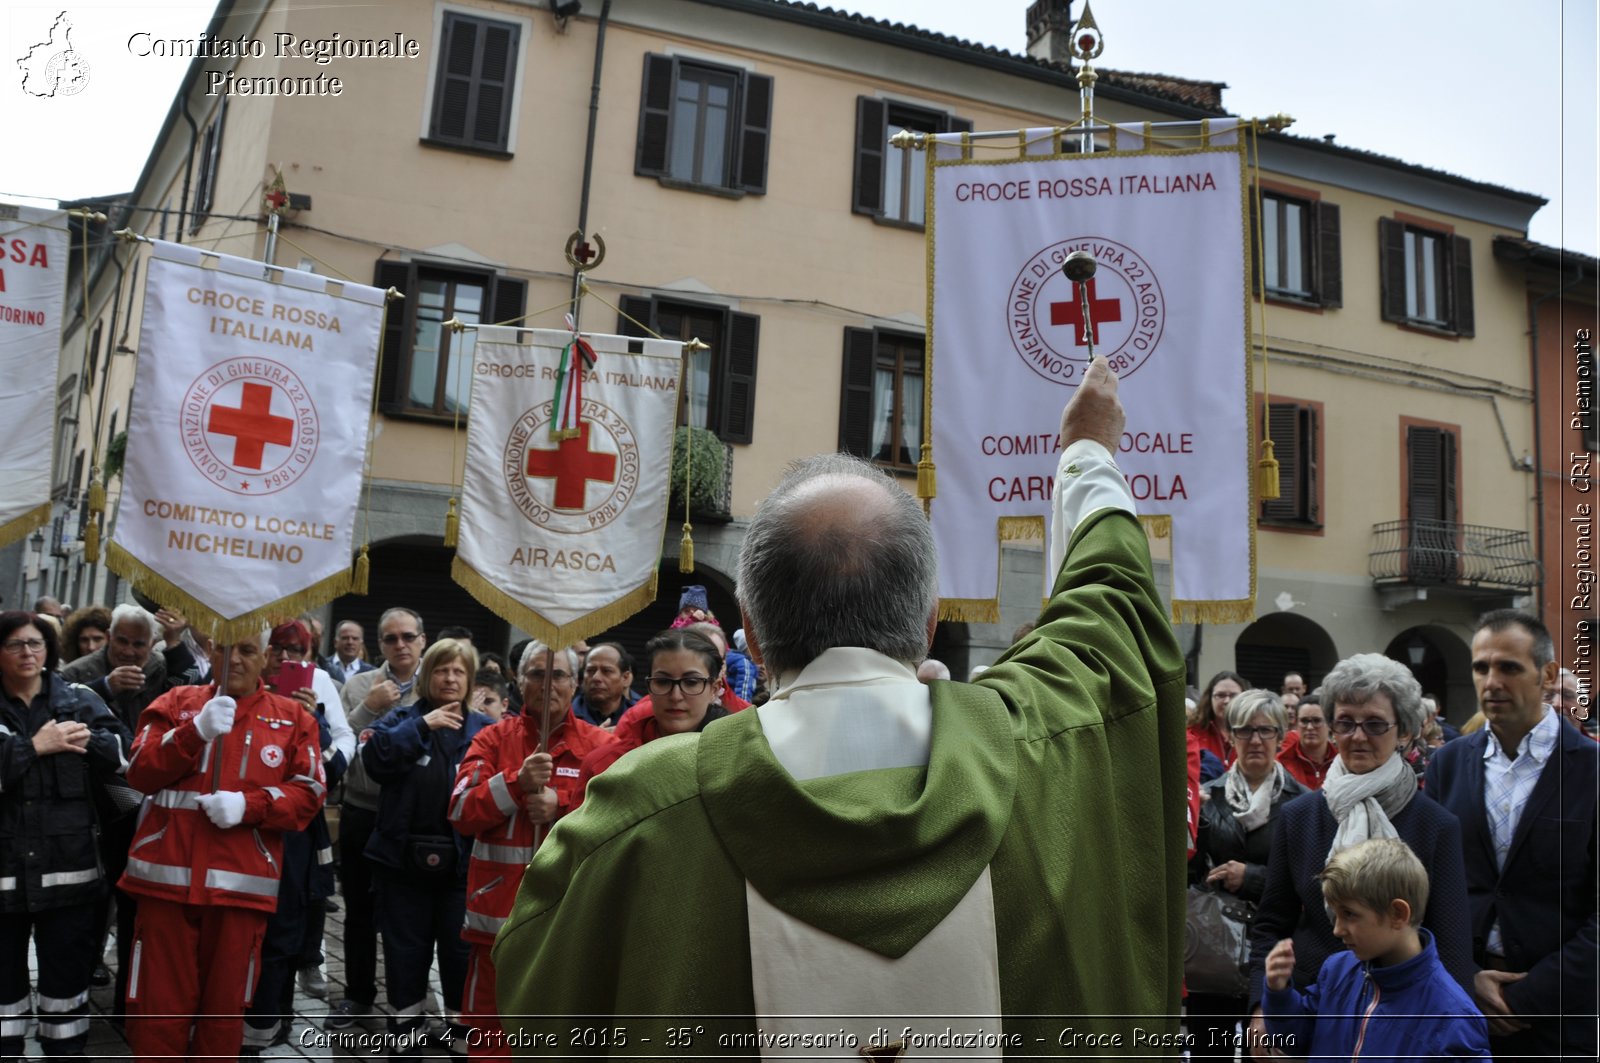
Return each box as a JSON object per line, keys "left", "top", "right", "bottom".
{"left": 1425, "top": 609, "right": 1598, "bottom": 1059}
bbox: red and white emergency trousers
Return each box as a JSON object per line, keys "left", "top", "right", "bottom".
{"left": 120, "top": 682, "right": 325, "bottom": 912}
{"left": 449, "top": 707, "right": 607, "bottom": 943}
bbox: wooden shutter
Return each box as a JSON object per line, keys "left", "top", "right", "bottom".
{"left": 1450, "top": 235, "right": 1474, "bottom": 337}
{"left": 1408, "top": 426, "right": 1444, "bottom": 521}
{"left": 839, "top": 328, "right": 877, "bottom": 457}
{"left": 1315, "top": 202, "right": 1342, "bottom": 308}
{"left": 474, "top": 22, "right": 518, "bottom": 150}
{"left": 1303, "top": 406, "right": 1320, "bottom": 524}
{"left": 1261, "top": 402, "right": 1302, "bottom": 523}
{"left": 617, "top": 295, "right": 654, "bottom": 340}
{"left": 853, "top": 97, "right": 887, "bottom": 216}
{"left": 1439, "top": 429, "right": 1458, "bottom": 524}
{"left": 374, "top": 260, "right": 415, "bottom": 410}
{"left": 636, "top": 55, "right": 676, "bottom": 177}
{"left": 490, "top": 274, "right": 527, "bottom": 329}
{"left": 736, "top": 73, "right": 773, "bottom": 193}
{"left": 720, "top": 311, "right": 760, "bottom": 445}
{"left": 1378, "top": 217, "right": 1407, "bottom": 322}
{"left": 432, "top": 14, "right": 478, "bottom": 142}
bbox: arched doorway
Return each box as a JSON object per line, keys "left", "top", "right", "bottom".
{"left": 327, "top": 536, "right": 510, "bottom": 660}
{"left": 1383, "top": 625, "right": 1473, "bottom": 726}
{"left": 1233, "top": 613, "right": 1339, "bottom": 694}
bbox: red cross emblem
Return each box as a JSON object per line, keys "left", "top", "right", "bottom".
{"left": 207, "top": 382, "right": 295, "bottom": 470}
{"left": 1050, "top": 278, "right": 1123, "bottom": 346}
{"left": 264, "top": 187, "right": 288, "bottom": 213}
{"left": 523, "top": 421, "right": 618, "bottom": 510}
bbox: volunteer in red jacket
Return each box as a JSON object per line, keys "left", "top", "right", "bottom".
{"left": 120, "top": 627, "right": 325, "bottom": 1061}
{"left": 449, "top": 642, "right": 606, "bottom": 1060}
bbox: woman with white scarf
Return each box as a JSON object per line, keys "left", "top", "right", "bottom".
{"left": 1186, "top": 690, "right": 1307, "bottom": 1060}
{"left": 1243, "top": 654, "right": 1474, "bottom": 1056}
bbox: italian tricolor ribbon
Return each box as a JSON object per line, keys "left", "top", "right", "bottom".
{"left": 551, "top": 335, "right": 598, "bottom": 441}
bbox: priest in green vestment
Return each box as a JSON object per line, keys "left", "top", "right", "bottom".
{"left": 493, "top": 357, "right": 1188, "bottom": 1056}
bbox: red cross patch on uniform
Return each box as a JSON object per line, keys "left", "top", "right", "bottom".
{"left": 260, "top": 744, "right": 285, "bottom": 769}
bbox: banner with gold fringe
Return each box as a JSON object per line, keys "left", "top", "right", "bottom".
{"left": 452, "top": 326, "right": 682, "bottom": 648}
{"left": 108, "top": 240, "right": 383, "bottom": 641}
{"left": 926, "top": 121, "right": 1255, "bottom": 624}
{"left": 0, "top": 204, "right": 68, "bottom": 549}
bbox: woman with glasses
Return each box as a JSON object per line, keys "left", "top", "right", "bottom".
{"left": 449, "top": 643, "right": 607, "bottom": 1060}
{"left": 1243, "top": 653, "right": 1472, "bottom": 1056}
{"left": 578, "top": 630, "right": 730, "bottom": 788}
{"left": 1186, "top": 690, "right": 1307, "bottom": 1061}
{"left": 1188, "top": 670, "right": 1251, "bottom": 775}
{"left": 1277, "top": 696, "right": 1336, "bottom": 790}
{"left": 0, "top": 611, "right": 130, "bottom": 1060}
{"left": 361, "top": 638, "right": 493, "bottom": 1054}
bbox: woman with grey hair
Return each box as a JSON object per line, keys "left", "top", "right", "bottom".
{"left": 1243, "top": 653, "right": 1472, "bottom": 1052}
{"left": 1186, "top": 690, "right": 1307, "bottom": 1060}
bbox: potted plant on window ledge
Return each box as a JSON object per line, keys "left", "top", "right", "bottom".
{"left": 669, "top": 425, "right": 731, "bottom": 523}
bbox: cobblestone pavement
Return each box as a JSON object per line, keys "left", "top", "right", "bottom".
{"left": 26, "top": 892, "right": 459, "bottom": 1061}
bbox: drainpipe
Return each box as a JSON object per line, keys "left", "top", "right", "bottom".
{"left": 178, "top": 98, "right": 199, "bottom": 242}
{"left": 1528, "top": 265, "right": 1586, "bottom": 618}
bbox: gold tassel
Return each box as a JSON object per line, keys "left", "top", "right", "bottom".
{"left": 1257, "top": 438, "right": 1281, "bottom": 501}
{"left": 678, "top": 523, "right": 695, "bottom": 573}
{"left": 88, "top": 480, "right": 106, "bottom": 514}
{"left": 443, "top": 498, "right": 460, "bottom": 548}
{"left": 916, "top": 443, "right": 937, "bottom": 500}
{"left": 83, "top": 520, "right": 100, "bottom": 563}
{"left": 352, "top": 544, "right": 370, "bottom": 595}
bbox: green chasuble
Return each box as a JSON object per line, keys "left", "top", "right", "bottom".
{"left": 493, "top": 508, "right": 1188, "bottom": 1056}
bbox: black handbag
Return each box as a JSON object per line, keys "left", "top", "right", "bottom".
{"left": 407, "top": 835, "right": 459, "bottom": 878}
{"left": 1184, "top": 883, "right": 1255, "bottom": 997}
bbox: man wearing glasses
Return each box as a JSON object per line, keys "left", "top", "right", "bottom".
{"left": 449, "top": 643, "right": 607, "bottom": 1059}
{"left": 1426, "top": 610, "right": 1598, "bottom": 1060}
{"left": 330, "top": 607, "right": 426, "bottom": 1032}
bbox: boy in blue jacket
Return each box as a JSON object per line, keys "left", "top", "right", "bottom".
{"left": 1264, "top": 838, "right": 1489, "bottom": 1062}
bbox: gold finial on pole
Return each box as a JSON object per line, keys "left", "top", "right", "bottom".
{"left": 1070, "top": 1, "right": 1105, "bottom": 154}
{"left": 1259, "top": 113, "right": 1296, "bottom": 133}
{"left": 888, "top": 128, "right": 924, "bottom": 152}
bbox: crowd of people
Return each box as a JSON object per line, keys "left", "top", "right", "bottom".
{"left": 2, "top": 358, "right": 1594, "bottom": 1062}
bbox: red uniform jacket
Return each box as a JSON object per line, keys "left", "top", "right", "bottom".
{"left": 449, "top": 709, "right": 608, "bottom": 945}
{"left": 121, "top": 682, "right": 325, "bottom": 913}
{"left": 1277, "top": 728, "right": 1336, "bottom": 790}
{"left": 1189, "top": 720, "right": 1233, "bottom": 769}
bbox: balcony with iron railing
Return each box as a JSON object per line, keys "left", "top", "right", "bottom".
{"left": 1369, "top": 519, "right": 1542, "bottom": 597}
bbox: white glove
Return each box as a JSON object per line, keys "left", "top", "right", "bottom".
{"left": 195, "top": 790, "right": 246, "bottom": 829}
{"left": 194, "top": 696, "right": 237, "bottom": 742}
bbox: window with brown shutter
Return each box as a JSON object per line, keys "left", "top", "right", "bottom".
{"left": 635, "top": 54, "right": 772, "bottom": 195}
{"left": 371, "top": 259, "right": 527, "bottom": 420}
{"left": 853, "top": 99, "right": 972, "bottom": 228}
{"left": 1405, "top": 423, "right": 1461, "bottom": 582}
{"left": 1251, "top": 188, "right": 1340, "bottom": 308}
{"left": 1378, "top": 217, "right": 1473, "bottom": 336}
{"left": 1258, "top": 398, "right": 1322, "bottom": 530}
{"left": 427, "top": 12, "right": 520, "bottom": 155}
{"left": 190, "top": 99, "right": 226, "bottom": 233}
{"left": 617, "top": 295, "right": 760, "bottom": 444}
{"left": 839, "top": 327, "right": 925, "bottom": 472}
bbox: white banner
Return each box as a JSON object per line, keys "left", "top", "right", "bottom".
{"left": 110, "top": 241, "right": 384, "bottom": 639}
{"left": 0, "top": 204, "right": 68, "bottom": 546}
{"left": 453, "top": 327, "right": 682, "bottom": 646}
{"left": 929, "top": 126, "right": 1253, "bottom": 623}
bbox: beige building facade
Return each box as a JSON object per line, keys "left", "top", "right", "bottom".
{"left": 30, "top": 0, "right": 1549, "bottom": 714}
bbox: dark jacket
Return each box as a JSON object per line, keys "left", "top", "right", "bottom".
{"left": 1190, "top": 770, "right": 1308, "bottom": 902}
{"left": 1248, "top": 787, "right": 1474, "bottom": 1008}
{"left": 361, "top": 699, "right": 493, "bottom": 875}
{"left": 59, "top": 642, "right": 194, "bottom": 733}
{"left": 0, "top": 674, "right": 131, "bottom": 912}
{"left": 1264, "top": 929, "right": 1490, "bottom": 1062}
{"left": 1424, "top": 721, "right": 1598, "bottom": 1055}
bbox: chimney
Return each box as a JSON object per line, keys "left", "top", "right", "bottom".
{"left": 1025, "top": 0, "right": 1075, "bottom": 66}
